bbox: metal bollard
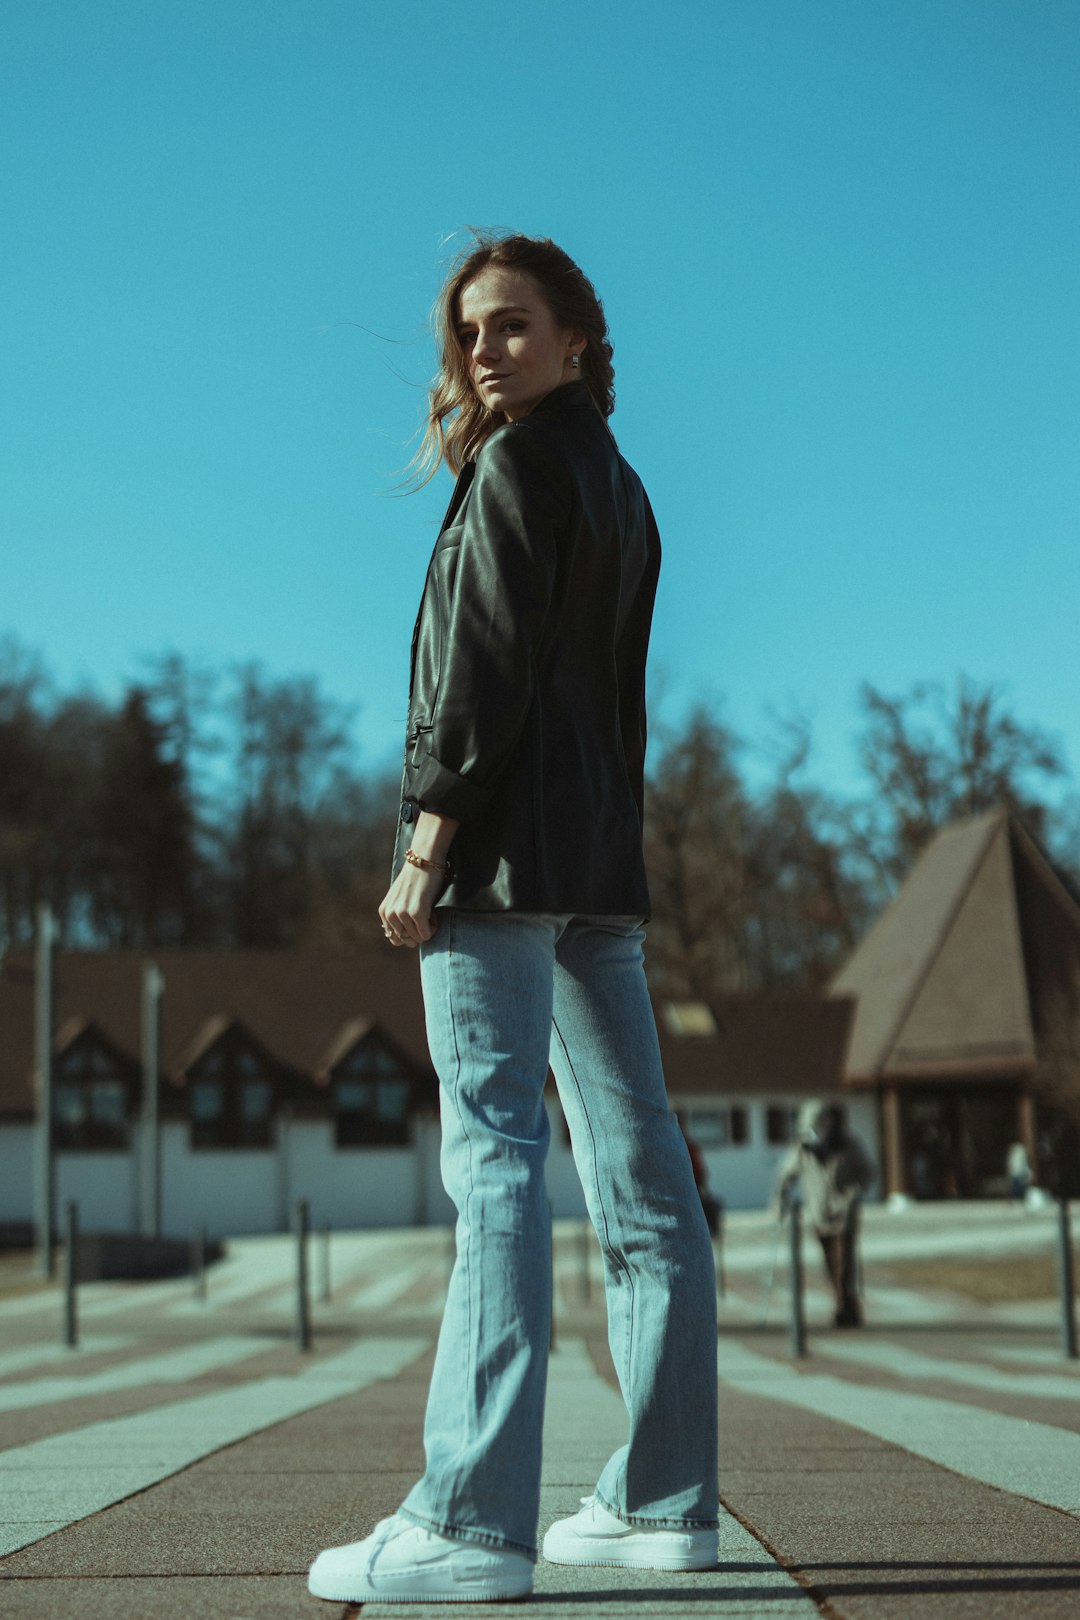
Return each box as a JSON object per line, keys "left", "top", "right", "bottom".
{"left": 318, "top": 1223, "right": 331, "bottom": 1305}
{"left": 788, "top": 1202, "right": 807, "bottom": 1358}
{"left": 295, "top": 1198, "right": 312, "bottom": 1353}
{"left": 191, "top": 1225, "right": 207, "bottom": 1301}
{"left": 63, "top": 1201, "right": 78, "bottom": 1349}
{"left": 1057, "top": 1197, "right": 1078, "bottom": 1360}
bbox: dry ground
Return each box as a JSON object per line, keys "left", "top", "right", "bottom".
{"left": 0, "top": 1247, "right": 49, "bottom": 1300}
{"left": 877, "top": 1252, "right": 1061, "bottom": 1303}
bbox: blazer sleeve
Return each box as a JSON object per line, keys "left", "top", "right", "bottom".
{"left": 408, "top": 423, "right": 571, "bottom": 822}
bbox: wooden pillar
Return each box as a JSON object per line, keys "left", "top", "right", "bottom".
{"left": 881, "top": 1083, "right": 905, "bottom": 1198}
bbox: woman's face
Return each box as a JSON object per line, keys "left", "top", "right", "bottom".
{"left": 456, "top": 266, "right": 584, "bottom": 422}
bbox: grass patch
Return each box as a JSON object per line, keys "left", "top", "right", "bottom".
{"left": 0, "top": 1247, "right": 49, "bottom": 1300}
{"left": 877, "top": 1253, "right": 1060, "bottom": 1304}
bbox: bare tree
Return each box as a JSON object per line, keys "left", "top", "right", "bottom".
{"left": 852, "top": 677, "right": 1068, "bottom": 888}
{"left": 90, "top": 688, "right": 197, "bottom": 948}
{"left": 0, "top": 640, "right": 54, "bottom": 946}
{"left": 301, "top": 767, "right": 402, "bottom": 946}
{"left": 222, "top": 664, "right": 354, "bottom": 946}
{"left": 643, "top": 708, "right": 754, "bottom": 998}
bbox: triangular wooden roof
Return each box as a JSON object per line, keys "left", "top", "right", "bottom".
{"left": 832, "top": 808, "right": 1080, "bottom": 1083}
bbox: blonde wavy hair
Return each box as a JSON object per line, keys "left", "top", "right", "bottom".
{"left": 411, "top": 231, "right": 615, "bottom": 484}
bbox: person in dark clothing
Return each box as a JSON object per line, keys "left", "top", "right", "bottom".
{"left": 678, "top": 1112, "right": 722, "bottom": 1237}
{"left": 777, "top": 1101, "right": 876, "bottom": 1327}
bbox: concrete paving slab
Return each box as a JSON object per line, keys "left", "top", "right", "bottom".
{"left": 814, "top": 1334, "right": 1080, "bottom": 1401}
{"left": 0, "top": 1525, "right": 67, "bottom": 1559}
{"left": 718, "top": 1338, "right": 1080, "bottom": 1516}
{"left": 0, "top": 1378, "right": 231, "bottom": 1451}
{"left": 0, "top": 1334, "right": 275, "bottom": 1412}
{"left": 716, "top": 1381, "right": 1080, "bottom": 1620}
{"left": 0, "top": 1335, "right": 132, "bottom": 1378}
{"left": 0, "top": 1336, "right": 427, "bottom": 1557}
{"left": 0, "top": 1574, "right": 334, "bottom": 1618}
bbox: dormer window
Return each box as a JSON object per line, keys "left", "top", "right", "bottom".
{"left": 186, "top": 1025, "right": 275, "bottom": 1150}
{"left": 53, "top": 1031, "right": 133, "bottom": 1152}
{"left": 332, "top": 1037, "right": 412, "bottom": 1147}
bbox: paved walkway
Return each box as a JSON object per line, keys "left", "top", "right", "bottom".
{"left": 1, "top": 1206, "right": 1079, "bottom": 1617}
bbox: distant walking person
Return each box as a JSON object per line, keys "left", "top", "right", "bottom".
{"left": 307, "top": 232, "right": 719, "bottom": 1605}
{"left": 1006, "top": 1140, "right": 1032, "bottom": 1204}
{"left": 777, "top": 1102, "right": 876, "bottom": 1328}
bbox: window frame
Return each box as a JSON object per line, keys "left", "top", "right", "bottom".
{"left": 186, "top": 1029, "right": 277, "bottom": 1151}
{"left": 331, "top": 1037, "right": 413, "bottom": 1149}
{"left": 52, "top": 1033, "right": 134, "bottom": 1153}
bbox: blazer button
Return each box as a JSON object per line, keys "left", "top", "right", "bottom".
{"left": 400, "top": 801, "right": 415, "bottom": 824}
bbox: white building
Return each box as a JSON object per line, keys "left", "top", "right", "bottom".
{"left": 0, "top": 947, "right": 865, "bottom": 1241}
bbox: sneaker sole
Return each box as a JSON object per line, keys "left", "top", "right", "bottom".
{"left": 308, "top": 1571, "right": 534, "bottom": 1603}
{"left": 542, "top": 1533, "right": 718, "bottom": 1572}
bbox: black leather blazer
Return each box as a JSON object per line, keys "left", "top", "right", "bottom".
{"left": 392, "top": 381, "right": 661, "bottom": 915}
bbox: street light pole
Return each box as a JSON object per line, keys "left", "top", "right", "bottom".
{"left": 33, "top": 902, "right": 56, "bottom": 1280}
{"left": 140, "top": 961, "right": 164, "bottom": 1239}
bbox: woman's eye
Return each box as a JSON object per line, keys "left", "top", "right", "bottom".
{"left": 501, "top": 320, "right": 525, "bottom": 333}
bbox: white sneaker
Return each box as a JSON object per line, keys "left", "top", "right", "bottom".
{"left": 308, "top": 1513, "right": 534, "bottom": 1603}
{"left": 543, "top": 1495, "right": 718, "bottom": 1572}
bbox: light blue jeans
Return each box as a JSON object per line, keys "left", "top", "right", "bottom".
{"left": 398, "top": 912, "right": 719, "bottom": 1560}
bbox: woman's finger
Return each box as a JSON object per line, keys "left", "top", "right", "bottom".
{"left": 378, "top": 866, "right": 444, "bottom": 947}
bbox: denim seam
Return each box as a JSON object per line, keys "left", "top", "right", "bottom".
{"left": 592, "top": 1488, "right": 719, "bottom": 1532}
{"left": 550, "top": 1011, "right": 637, "bottom": 1499}
{"left": 395, "top": 1504, "right": 537, "bottom": 1563}
{"left": 444, "top": 912, "right": 478, "bottom": 1494}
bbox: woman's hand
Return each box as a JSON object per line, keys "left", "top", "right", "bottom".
{"left": 378, "top": 809, "right": 459, "bottom": 948}
{"left": 378, "top": 861, "right": 445, "bottom": 948}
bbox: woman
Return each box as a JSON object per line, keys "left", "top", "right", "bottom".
{"left": 308, "top": 233, "right": 719, "bottom": 1605}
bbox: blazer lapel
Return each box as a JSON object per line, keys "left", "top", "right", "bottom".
{"left": 407, "top": 462, "right": 477, "bottom": 706}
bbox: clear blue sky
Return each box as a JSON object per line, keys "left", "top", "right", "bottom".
{"left": 4, "top": 0, "right": 1078, "bottom": 801}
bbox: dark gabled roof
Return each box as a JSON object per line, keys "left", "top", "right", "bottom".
{"left": 658, "top": 993, "right": 855, "bottom": 1098}
{"left": 831, "top": 808, "right": 1080, "bottom": 1083}
{"left": 53, "top": 1014, "right": 139, "bottom": 1075}
{"left": 0, "top": 946, "right": 435, "bottom": 1120}
{"left": 314, "top": 1014, "right": 376, "bottom": 1082}
{"left": 169, "top": 1013, "right": 279, "bottom": 1084}
{"left": 0, "top": 948, "right": 855, "bottom": 1119}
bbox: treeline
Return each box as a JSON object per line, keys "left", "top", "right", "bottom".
{"left": 644, "top": 684, "right": 1078, "bottom": 997}
{"left": 2, "top": 637, "right": 1077, "bottom": 995}
{"left": 0, "top": 642, "right": 396, "bottom": 953}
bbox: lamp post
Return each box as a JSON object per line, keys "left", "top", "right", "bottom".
{"left": 33, "top": 903, "right": 56, "bottom": 1280}
{"left": 139, "top": 961, "right": 165, "bottom": 1239}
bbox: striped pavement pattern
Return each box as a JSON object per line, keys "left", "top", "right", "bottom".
{"left": 2, "top": 1223, "right": 1079, "bottom": 1616}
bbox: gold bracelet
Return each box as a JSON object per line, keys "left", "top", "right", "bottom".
{"left": 404, "top": 847, "right": 452, "bottom": 876}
